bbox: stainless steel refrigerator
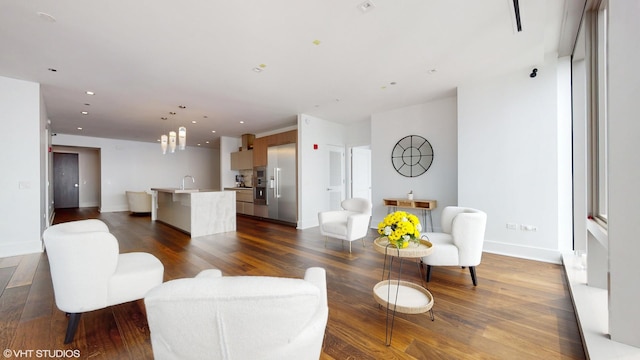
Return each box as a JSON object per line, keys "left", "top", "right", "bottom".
{"left": 266, "top": 143, "right": 297, "bottom": 224}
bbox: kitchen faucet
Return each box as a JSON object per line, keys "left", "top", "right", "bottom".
{"left": 181, "top": 175, "right": 195, "bottom": 190}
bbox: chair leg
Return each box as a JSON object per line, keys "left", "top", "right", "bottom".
{"left": 64, "top": 313, "right": 81, "bottom": 344}
{"left": 349, "top": 241, "right": 352, "bottom": 253}
{"left": 426, "top": 265, "right": 433, "bottom": 282}
{"left": 361, "top": 238, "right": 366, "bottom": 247}
{"left": 469, "top": 266, "right": 478, "bottom": 286}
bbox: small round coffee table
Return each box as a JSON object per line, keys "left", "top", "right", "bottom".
{"left": 372, "top": 237, "right": 435, "bottom": 346}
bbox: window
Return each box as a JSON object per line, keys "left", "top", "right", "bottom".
{"left": 589, "top": 1, "right": 608, "bottom": 225}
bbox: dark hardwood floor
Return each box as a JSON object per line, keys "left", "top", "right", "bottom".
{"left": 0, "top": 208, "right": 585, "bottom": 359}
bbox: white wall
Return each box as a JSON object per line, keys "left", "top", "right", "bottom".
{"left": 370, "top": 97, "right": 458, "bottom": 232}
{"left": 607, "top": 0, "right": 640, "bottom": 347}
{"left": 345, "top": 119, "right": 371, "bottom": 148}
{"left": 219, "top": 136, "right": 240, "bottom": 190}
{"left": 0, "top": 76, "right": 45, "bottom": 257}
{"left": 457, "top": 54, "right": 572, "bottom": 263}
{"left": 298, "top": 114, "right": 346, "bottom": 229}
{"left": 52, "top": 134, "right": 218, "bottom": 212}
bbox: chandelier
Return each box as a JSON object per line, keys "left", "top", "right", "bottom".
{"left": 160, "top": 127, "right": 186, "bottom": 154}
{"left": 160, "top": 108, "right": 187, "bottom": 154}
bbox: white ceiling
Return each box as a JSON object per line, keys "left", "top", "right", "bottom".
{"left": 0, "top": 0, "right": 583, "bottom": 148}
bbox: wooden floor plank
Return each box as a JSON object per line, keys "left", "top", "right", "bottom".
{"left": 7, "top": 253, "right": 42, "bottom": 289}
{"left": 0, "top": 286, "right": 29, "bottom": 350}
{"left": 0, "top": 208, "right": 585, "bottom": 359}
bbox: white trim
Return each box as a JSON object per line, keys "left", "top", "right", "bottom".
{"left": 482, "top": 240, "right": 562, "bottom": 264}
{"left": 0, "top": 241, "right": 44, "bottom": 257}
{"left": 562, "top": 252, "right": 640, "bottom": 359}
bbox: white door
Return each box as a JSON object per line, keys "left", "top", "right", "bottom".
{"left": 327, "top": 145, "right": 345, "bottom": 211}
{"left": 351, "top": 147, "right": 372, "bottom": 203}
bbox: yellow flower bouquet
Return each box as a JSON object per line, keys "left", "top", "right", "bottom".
{"left": 377, "top": 211, "right": 422, "bottom": 248}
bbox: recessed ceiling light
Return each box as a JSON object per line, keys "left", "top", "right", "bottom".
{"left": 428, "top": 69, "right": 437, "bottom": 74}
{"left": 169, "top": 112, "right": 176, "bottom": 115}
{"left": 197, "top": 143, "right": 201, "bottom": 146}
{"left": 239, "top": 121, "right": 244, "bottom": 124}
{"left": 390, "top": 82, "right": 397, "bottom": 85}
{"left": 203, "top": 115, "right": 208, "bottom": 118}
{"left": 77, "top": 127, "right": 83, "bottom": 130}
{"left": 252, "top": 64, "right": 267, "bottom": 72}
{"left": 84, "top": 103, "right": 90, "bottom": 106}
{"left": 205, "top": 141, "right": 210, "bottom": 144}
{"left": 48, "top": 68, "right": 57, "bottom": 72}
{"left": 191, "top": 120, "right": 197, "bottom": 124}
{"left": 85, "top": 91, "right": 95, "bottom": 95}
{"left": 357, "top": 0, "right": 376, "bottom": 13}
{"left": 211, "top": 130, "right": 216, "bottom": 133}
{"left": 161, "top": 117, "right": 168, "bottom": 120}
{"left": 178, "top": 105, "right": 186, "bottom": 109}
{"left": 81, "top": 111, "right": 88, "bottom": 115}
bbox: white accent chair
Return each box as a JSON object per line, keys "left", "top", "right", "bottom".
{"left": 318, "top": 198, "right": 372, "bottom": 252}
{"left": 42, "top": 219, "right": 164, "bottom": 343}
{"left": 421, "top": 206, "right": 487, "bottom": 286}
{"left": 144, "top": 267, "right": 329, "bottom": 360}
{"left": 126, "top": 191, "right": 152, "bottom": 214}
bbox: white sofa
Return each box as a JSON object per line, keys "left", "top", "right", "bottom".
{"left": 144, "top": 267, "right": 329, "bottom": 360}
{"left": 126, "top": 191, "right": 152, "bottom": 214}
{"left": 42, "top": 219, "right": 164, "bottom": 343}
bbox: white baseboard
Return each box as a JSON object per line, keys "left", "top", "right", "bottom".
{"left": 98, "top": 205, "right": 129, "bottom": 213}
{"left": 0, "top": 241, "right": 44, "bottom": 258}
{"left": 482, "top": 240, "right": 562, "bottom": 264}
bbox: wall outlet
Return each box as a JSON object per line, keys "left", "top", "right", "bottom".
{"left": 506, "top": 223, "right": 518, "bottom": 230}
{"left": 521, "top": 224, "right": 537, "bottom": 231}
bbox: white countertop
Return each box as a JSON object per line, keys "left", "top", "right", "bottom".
{"left": 151, "top": 188, "right": 218, "bottom": 194}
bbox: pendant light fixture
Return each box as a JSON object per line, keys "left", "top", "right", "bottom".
{"left": 160, "top": 107, "right": 188, "bottom": 154}
{"left": 160, "top": 134, "right": 168, "bottom": 154}
{"left": 178, "top": 126, "right": 186, "bottom": 150}
{"left": 169, "top": 130, "right": 177, "bottom": 153}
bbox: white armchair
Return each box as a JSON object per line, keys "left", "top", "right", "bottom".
{"left": 318, "top": 198, "right": 372, "bottom": 252}
{"left": 126, "top": 191, "right": 152, "bottom": 214}
{"left": 421, "top": 206, "right": 487, "bottom": 286}
{"left": 144, "top": 267, "right": 329, "bottom": 360}
{"left": 42, "top": 219, "right": 164, "bottom": 343}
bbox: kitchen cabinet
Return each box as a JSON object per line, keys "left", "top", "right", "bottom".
{"left": 230, "top": 150, "right": 253, "bottom": 170}
{"left": 253, "top": 137, "right": 267, "bottom": 167}
{"left": 276, "top": 130, "right": 297, "bottom": 144}
{"left": 237, "top": 202, "right": 254, "bottom": 216}
{"left": 225, "top": 188, "right": 254, "bottom": 215}
{"left": 252, "top": 130, "right": 297, "bottom": 168}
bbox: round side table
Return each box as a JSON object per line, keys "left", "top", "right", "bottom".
{"left": 372, "top": 237, "right": 435, "bottom": 346}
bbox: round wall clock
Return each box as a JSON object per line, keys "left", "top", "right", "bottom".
{"left": 391, "top": 135, "right": 434, "bottom": 177}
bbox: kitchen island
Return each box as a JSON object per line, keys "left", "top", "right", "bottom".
{"left": 151, "top": 188, "right": 236, "bottom": 237}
